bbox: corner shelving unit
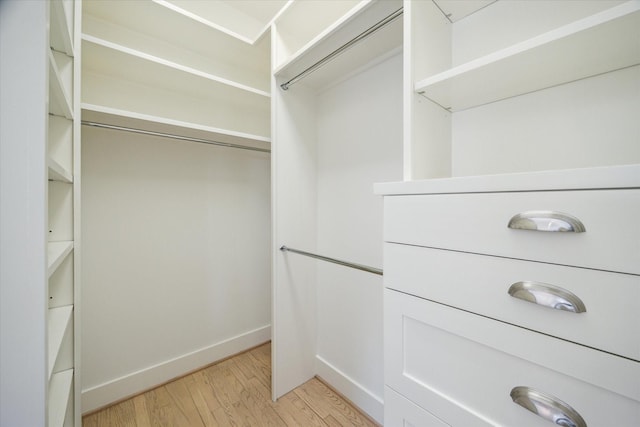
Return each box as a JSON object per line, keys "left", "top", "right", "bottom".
{"left": 81, "top": 0, "right": 271, "bottom": 149}
{"left": 47, "top": 0, "right": 81, "bottom": 426}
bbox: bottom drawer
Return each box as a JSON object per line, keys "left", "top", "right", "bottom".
{"left": 385, "top": 289, "right": 640, "bottom": 426}
{"left": 385, "top": 386, "right": 449, "bottom": 427}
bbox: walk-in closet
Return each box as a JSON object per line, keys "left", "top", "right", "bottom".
{"left": 1, "top": 1, "right": 638, "bottom": 426}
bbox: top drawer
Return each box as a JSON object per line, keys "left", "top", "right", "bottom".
{"left": 384, "top": 189, "right": 640, "bottom": 275}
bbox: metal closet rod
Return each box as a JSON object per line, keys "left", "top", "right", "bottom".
{"left": 81, "top": 121, "right": 271, "bottom": 153}
{"left": 280, "top": 245, "right": 383, "bottom": 276}
{"left": 280, "top": 7, "right": 404, "bottom": 91}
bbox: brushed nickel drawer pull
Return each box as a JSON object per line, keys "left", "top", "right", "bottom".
{"left": 511, "top": 386, "right": 587, "bottom": 427}
{"left": 508, "top": 281, "right": 586, "bottom": 313}
{"left": 508, "top": 211, "right": 586, "bottom": 232}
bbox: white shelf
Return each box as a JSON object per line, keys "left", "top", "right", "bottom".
{"left": 48, "top": 306, "right": 73, "bottom": 379}
{"left": 274, "top": 0, "right": 402, "bottom": 91}
{"left": 415, "top": 1, "right": 640, "bottom": 111}
{"left": 48, "top": 157, "right": 73, "bottom": 183}
{"left": 50, "top": 0, "right": 74, "bottom": 55}
{"left": 82, "top": 34, "right": 268, "bottom": 98}
{"left": 48, "top": 50, "right": 73, "bottom": 119}
{"left": 82, "top": 0, "right": 271, "bottom": 92}
{"left": 48, "top": 369, "right": 73, "bottom": 427}
{"left": 81, "top": 103, "right": 271, "bottom": 149}
{"left": 81, "top": 38, "right": 270, "bottom": 139}
{"left": 48, "top": 241, "right": 73, "bottom": 278}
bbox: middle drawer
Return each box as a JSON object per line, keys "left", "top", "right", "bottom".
{"left": 385, "top": 242, "right": 640, "bottom": 361}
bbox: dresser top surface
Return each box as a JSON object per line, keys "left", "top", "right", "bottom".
{"left": 374, "top": 165, "right": 640, "bottom": 195}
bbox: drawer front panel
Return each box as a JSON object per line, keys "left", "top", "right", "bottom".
{"left": 385, "top": 387, "right": 454, "bottom": 427}
{"left": 384, "top": 189, "right": 640, "bottom": 275}
{"left": 385, "top": 243, "right": 640, "bottom": 360}
{"left": 385, "top": 290, "right": 640, "bottom": 426}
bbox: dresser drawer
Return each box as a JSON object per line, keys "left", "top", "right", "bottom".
{"left": 384, "top": 189, "right": 640, "bottom": 275}
{"left": 385, "top": 387, "right": 452, "bottom": 427}
{"left": 385, "top": 243, "right": 640, "bottom": 361}
{"left": 385, "top": 289, "right": 640, "bottom": 426}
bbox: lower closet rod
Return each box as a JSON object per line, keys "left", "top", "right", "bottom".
{"left": 280, "top": 245, "right": 383, "bottom": 276}
{"left": 81, "top": 121, "right": 271, "bottom": 153}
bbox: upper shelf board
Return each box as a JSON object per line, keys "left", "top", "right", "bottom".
{"left": 152, "top": 0, "right": 289, "bottom": 44}
{"left": 274, "top": 0, "right": 402, "bottom": 91}
{"left": 415, "top": 1, "right": 640, "bottom": 112}
{"left": 82, "top": 34, "right": 269, "bottom": 98}
{"left": 433, "top": 0, "right": 496, "bottom": 23}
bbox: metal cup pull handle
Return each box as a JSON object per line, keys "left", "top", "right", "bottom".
{"left": 511, "top": 386, "right": 587, "bottom": 427}
{"left": 508, "top": 281, "right": 586, "bottom": 313}
{"left": 508, "top": 211, "right": 586, "bottom": 232}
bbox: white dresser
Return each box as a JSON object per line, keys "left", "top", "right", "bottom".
{"left": 376, "top": 165, "right": 640, "bottom": 426}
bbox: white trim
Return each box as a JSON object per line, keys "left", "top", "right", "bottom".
{"left": 315, "top": 355, "right": 384, "bottom": 425}
{"left": 81, "top": 325, "right": 271, "bottom": 413}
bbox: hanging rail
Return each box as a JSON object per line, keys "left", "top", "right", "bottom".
{"left": 280, "top": 245, "right": 383, "bottom": 276}
{"left": 81, "top": 121, "right": 271, "bottom": 153}
{"left": 280, "top": 7, "right": 403, "bottom": 90}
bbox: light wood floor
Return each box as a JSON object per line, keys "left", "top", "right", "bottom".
{"left": 83, "top": 342, "right": 379, "bottom": 426}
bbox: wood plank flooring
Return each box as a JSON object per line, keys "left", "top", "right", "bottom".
{"left": 83, "top": 342, "right": 379, "bottom": 427}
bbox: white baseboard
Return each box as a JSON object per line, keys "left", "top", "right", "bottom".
{"left": 315, "top": 355, "right": 384, "bottom": 424}
{"left": 81, "top": 325, "right": 271, "bottom": 414}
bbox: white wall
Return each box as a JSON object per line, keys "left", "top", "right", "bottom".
{"left": 81, "top": 127, "right": 271, "bottom": 411}
{"left": 452, "top": 65, "right": 640, "bottom": 177}
{"left": 0, "top": 1, "right": 48, "bottom": 425}
{"left": 315, "top": 53, "right": 403, "bottom": 422}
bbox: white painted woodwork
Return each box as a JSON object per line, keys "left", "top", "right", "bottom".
{"left": 375, "top": 164, "right": 640, "bottom": 195}
{"left": 386, "top": 243, "right": 640, "bottom": 360}
{"left": 49, "top": 115, "right": 74, "bottom": 180}
{"left": 0, "top": 3, "right": 49, "bottom": 424}
{"left": 48, "top": 181, "right": 74, "bottom": 243}
{"left": 81, "top": 104, "right": 270, "bottom": 149}
{"left": 83, "top": 0, "right": 272, "bottom": 91}
{"left": 385, "top": 189, "right": 640, "bottom": 275}
{"left": 152, "top": 0, "right": 287, "bottom": 44}
{"left": 406, "top": 0, "right": 640, "bottom": 180}
{"left": 415, "top": 2, "right": 640, "bottom": 111}
{"left": 49, "top": 306, "right": 74, "bottom": 378}
{"left": 48, "top": 241, "right": 74, "bottom": 279}
{"left": 49, "top": 254, "right": 74, "bottom": 309}
{"left": 385, "top": 387, "right": 450, "bottom": 427}
{"left": 432, "top": 0, "right": 496, "bottom": 23}
{"left": 48, "top": 369, "right": 74, "bottom": 427}
{"left": 49, "top": 157, "right": 73, "bottom": 183}
{"left": 49, "top": 50, "right": 74, "bottom": 120}
{"left": 386, "top": 289, "right": 640, "bottom": 425}
{"left": 271, "top": 3, "right": 402, "bottom": 421}
{"left": 452, "top": 65, "right": 640, "bottom": 176}
{"left": 80, "top": 125, "right": 271, "bottom": 412}
{"left": 274, "top": 0, "right": 401, "bottom": 91}
{"left": 315, "top": 53, "right": 402, "bottom": 422}
{"left": 273, "top": 0, "right": 364, "bottom": 70}
{"left": 50, "top": 0, "right": 75, "bottom": 55}
{"left": 80, "top": 0, "right": 273, "bottom": 413}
